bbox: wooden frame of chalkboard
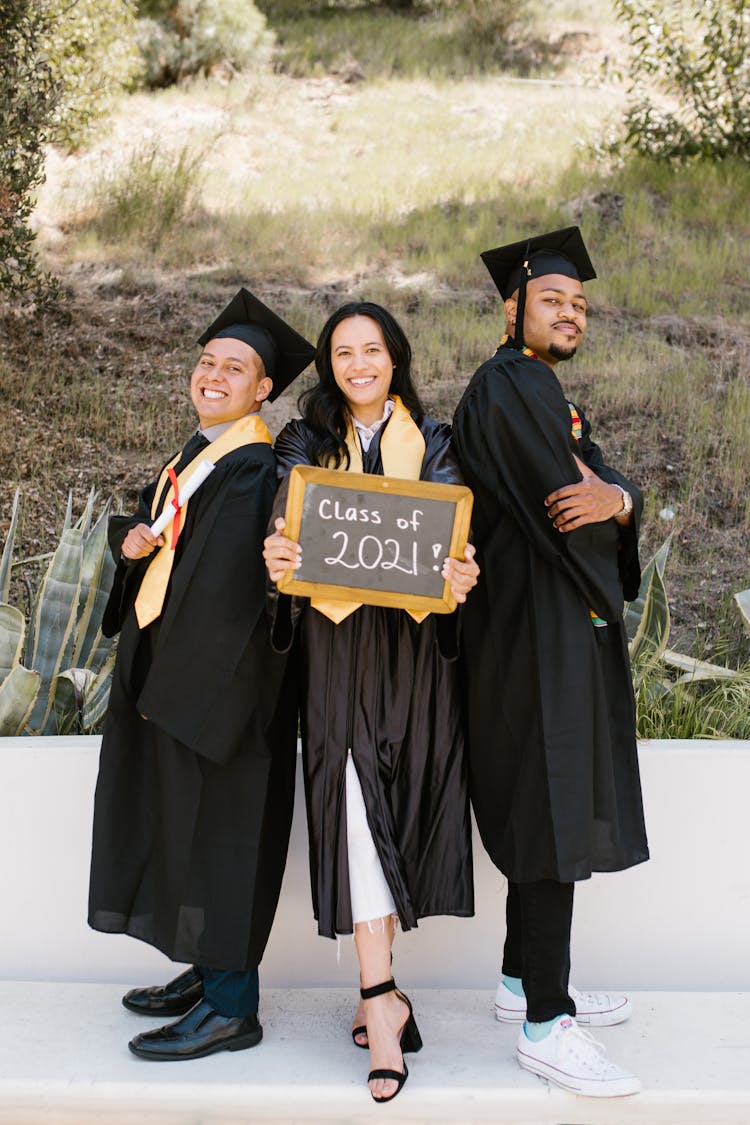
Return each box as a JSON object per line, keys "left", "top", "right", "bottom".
{"left": 278, "top": 466, "right": 473, "bottom": 614}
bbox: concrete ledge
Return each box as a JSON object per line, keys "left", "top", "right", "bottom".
{"left": 1, "top": 737, "right": 749, "bottom": 990}
{"left": 0, "top": 983, "right": 748, "bottom": 1124}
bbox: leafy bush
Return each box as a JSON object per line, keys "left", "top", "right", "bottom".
{"left": 612, "top": 0, "right": 750, "bottom": 161}
{"left": 44, "top": 0, "right": 142, "bottom": 150}
{"left": 257, "top": 0, "right": 529, "bottom": 79}
{"left": 0, "top": 490, "right": 116, "bottom": 736}
{"left": 424, "top": 0, "right": 525, "bottom": 39}
{"left": 0, "top": 0, "right": 140, "bottom": 302}
{"left": 136, "top": 0, "right": 270, "bottom": 87}
{"left": 0, "top": 0, "right": 59, "bottom": 302}
{"left": 257, "top": 0, "right": 524, "bottom": 34}
{"left": 258, "top": 0, "right": 520, "bottom": 17}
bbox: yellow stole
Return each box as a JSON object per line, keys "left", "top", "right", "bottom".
{"left": 134, "top": 413, "right": 272, "bottom": 629}
{"left": 310, "top": 396, "right": 429, "bottom": 625}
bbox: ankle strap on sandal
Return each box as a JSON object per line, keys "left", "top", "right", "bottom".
{"left": 360, "top": 978, "right": 396, "bottom": 1000}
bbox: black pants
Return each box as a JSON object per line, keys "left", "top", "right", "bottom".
{"left": 198, "top": 966, "right": 259, "bottom": 1017}
{"left": 501, "top": 879, "right": 576, "bottom": 1023}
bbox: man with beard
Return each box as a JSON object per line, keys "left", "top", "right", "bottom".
{"left": 452, "top": 228, "right": 648, "bottom": 1098}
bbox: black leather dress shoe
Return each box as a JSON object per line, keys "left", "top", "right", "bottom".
{"left": 128, "top": 1000, "right": 263, "bottom": 1061}
{"left": 122, "top": 966, "right": 204, "bottom": 1016}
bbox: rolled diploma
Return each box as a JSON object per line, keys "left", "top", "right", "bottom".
{"left": 149, "top": 458, "right": 216, "bottom": 537}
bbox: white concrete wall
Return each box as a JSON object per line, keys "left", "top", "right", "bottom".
{"left": 1, "top": 737, "right": 748, "bottom": 992}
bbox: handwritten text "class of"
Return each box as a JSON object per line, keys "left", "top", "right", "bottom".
{"left": 318, "top": 499, "right": 443, "bottom": 576}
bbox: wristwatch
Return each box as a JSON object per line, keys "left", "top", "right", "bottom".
{"left": 614, "top": 485, "right": 633, "bottom": 517}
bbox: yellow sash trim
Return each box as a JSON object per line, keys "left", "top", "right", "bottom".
{"left": 310, "top": 396, "right": 429, "bottom": 625}
{"left": 134, "top": 413, "right": 272, "bottom": 628}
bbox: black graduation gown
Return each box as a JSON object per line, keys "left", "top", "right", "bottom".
{"left": 270, "top": 414, "right": 474, "bottom": 938}
{"left": 88, "top": 436, "right": 297, "bottom": 971}
{"left": 452, "top": 344, "right": 649, "bottom": 885}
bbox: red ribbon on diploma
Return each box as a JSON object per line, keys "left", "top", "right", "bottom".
{"left": 166, "top": 466, "right": 181, "bottom": 550}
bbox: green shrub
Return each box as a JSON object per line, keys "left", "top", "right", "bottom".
{"left": 135, "top": 0, "right": 270, "bottom": 87}
{"left": 0, "top": 0, "right": 59, "bottom": 302}
{"left": 43, "top": 0, "right": 142, "bottom": 149}
{"left": 612, "top": 0, "right": 750, "bottom": 161}
{"left": 424, "top": 0, "right": 525, "bottom": 39}
{"left": 257, "top": 0, "right": 528, "bottom": 77}
{"left": 0, "top": 0, "right": 141, "bottom": 301}
{"left": 258, "top": 0, "right": 520, "bottom": 18}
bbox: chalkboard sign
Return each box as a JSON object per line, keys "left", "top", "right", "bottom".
{"left": 278, "top": 466, "right": 473, "bottom": 613}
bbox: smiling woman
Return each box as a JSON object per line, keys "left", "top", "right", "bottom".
{"left": 330, "top": 315, "right": 395, "bottom": 428}
{"left": 263, "top": 300, "right": 478, "bottom": 1105}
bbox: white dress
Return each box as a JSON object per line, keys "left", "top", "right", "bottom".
{"left": 343, "top": 403, "right": 398, "bottom": 927}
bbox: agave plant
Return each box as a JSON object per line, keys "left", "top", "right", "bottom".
{"left": 736, "top": 588, "right": 750, "bottom": 638}
{"left": 625, "top": 533, "right": 749, "bottom": 708}
{"left": 0, "top": 488, "right": 116, "bottom": 736}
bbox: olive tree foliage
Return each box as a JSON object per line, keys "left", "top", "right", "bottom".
{"left": 136, "top": 0, "right": 271, "bottom": 87}
{"left": 1, "top": 0, "right": 140, "bottom": 302}
{"left": 613, "top": 0, "right": 750, "bottom": 160}
{"left": 0, "top": 0, "right": 59, "bottom": 301}
{"left": 44, "top": 0, "right": 142, "bottom": 150}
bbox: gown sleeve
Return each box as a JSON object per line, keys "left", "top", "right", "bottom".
{"left": 575, "top": 405, "right": 643, "bottom": 602}
{"left": 418, "top": 416, "right": 466, "bottom": 660}
{"left": 453, "top": 355, "right": 628, "bottom": 622}
{"left": 266, "top": 420, "right": 313, "bottom": 653}
{"left": 101, "top": 478, "right": 160, "bottom": 638}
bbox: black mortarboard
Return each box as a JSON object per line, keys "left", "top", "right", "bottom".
{"left": 480, "top": 227, "right": 596, "bottom": 348}
{"left": 198, "top": 288, "right": 316, "bottom": 400}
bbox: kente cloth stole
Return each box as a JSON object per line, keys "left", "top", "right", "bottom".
{"left": 134, "top": 414, "right": 272, "bottom": 629}
{"left": 310, "top": 395, "right": 429, "bottom": 625}
{"left": 567, "top": 402, "right": 606, "bottom": 628}
{"left": 498, "top": 333, "right": 537, "bottom": 360}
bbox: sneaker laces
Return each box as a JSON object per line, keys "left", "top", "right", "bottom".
{"left": 554, "top": 1021, "right": 621, "bottom": 1077}
{"left": 569, "top": 986, "right": 616, "bottom": 1011}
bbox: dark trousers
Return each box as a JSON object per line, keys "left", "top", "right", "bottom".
{"left": 198, "top": 966, "right": 259, "bottom": 1018}
{"left": 501, "top": 879, "right": 576, "bottom": 1023}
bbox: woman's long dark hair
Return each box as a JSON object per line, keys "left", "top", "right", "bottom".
{"left": 299, "top": 301, "right": 425, "bottom": 468}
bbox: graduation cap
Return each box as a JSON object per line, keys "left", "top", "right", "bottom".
{"left": 198, "top": 288, "right": 316, "bottom": 401}
{"left": 480, "top": 226, "right": 596, "bottom": 349}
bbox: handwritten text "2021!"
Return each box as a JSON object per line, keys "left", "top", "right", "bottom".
{"left": 318, "top": 499, "right": 443, "bottom": 576}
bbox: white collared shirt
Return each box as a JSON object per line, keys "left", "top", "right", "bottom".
{"left": 352, "top": 398, "right": 395, "bottom": 453}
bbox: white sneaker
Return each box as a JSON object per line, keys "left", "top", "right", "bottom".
{"left": 517, "top": 1016, "right": 641, "bottom": 1097}
{"left": 495, "top": 978, "right": 632, "bottom": 1026}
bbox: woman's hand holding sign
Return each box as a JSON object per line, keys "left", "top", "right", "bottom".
{"left": 263, "top": 517, "right": 301, "bottom": 583}
{"left": 442, "top": 543, "right": 479, "bottom": 604}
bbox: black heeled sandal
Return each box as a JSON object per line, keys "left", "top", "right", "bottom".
{"left": 352, "top": 955, "right": 394, "bottom": 1050}
{"left": 360, "top": 979, "right": 423, "bottom": 1104}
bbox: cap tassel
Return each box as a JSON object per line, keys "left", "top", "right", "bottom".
{"left": 513, "top": 247, "right": 532, "bottom": 350}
